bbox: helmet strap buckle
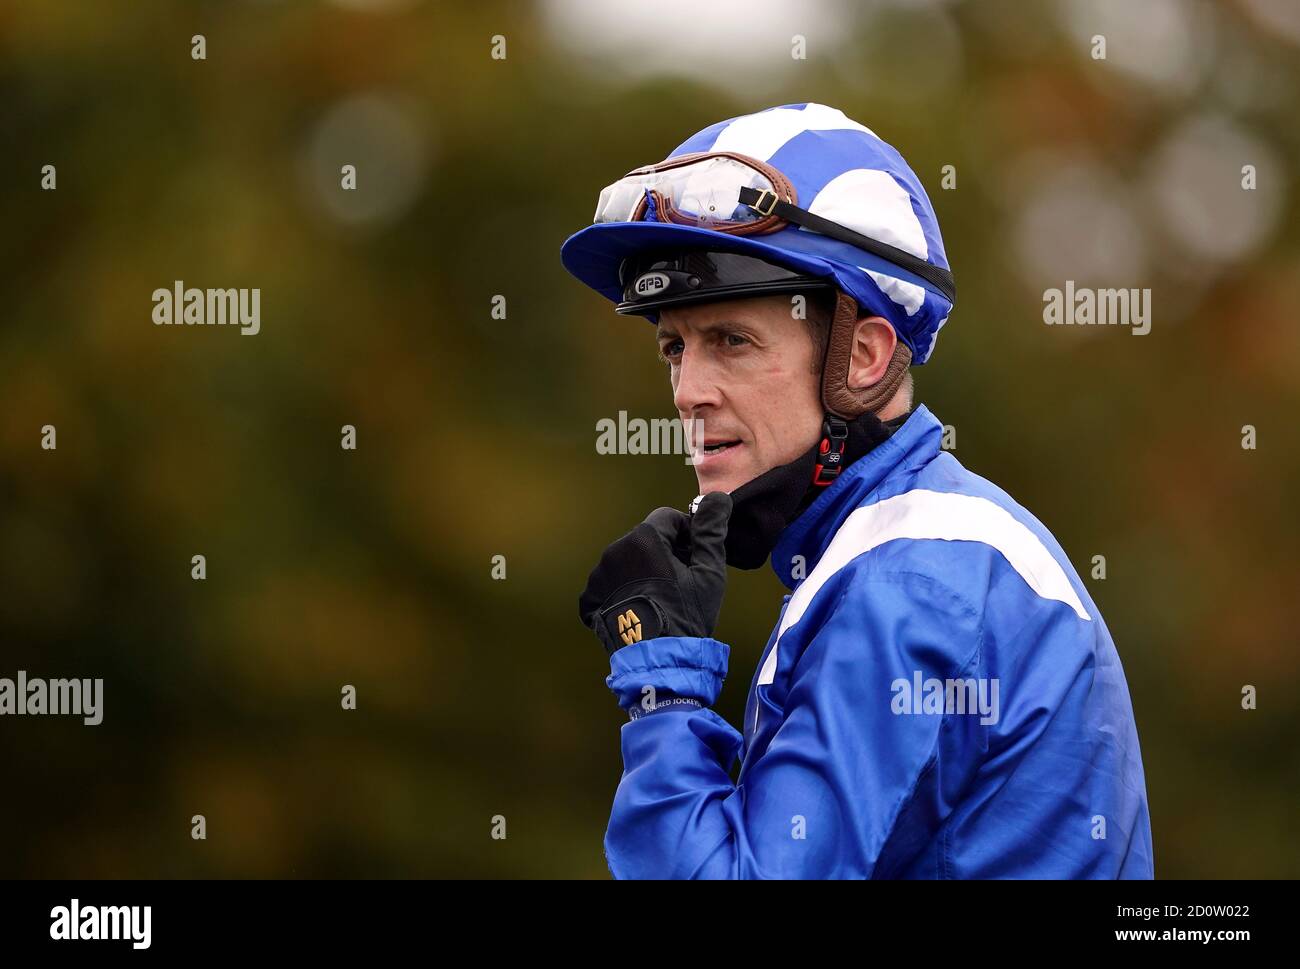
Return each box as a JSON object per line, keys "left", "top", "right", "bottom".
{"left": 811, "top": 416, "right": 849, "bottom": 487}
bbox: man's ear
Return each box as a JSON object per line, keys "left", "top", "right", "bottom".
{"left": 847, "top": 316, "right": 899, "bottom": 391}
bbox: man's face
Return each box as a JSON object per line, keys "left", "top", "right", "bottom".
{"left": 657, "top": 295, "right": 823, "bottom": 495}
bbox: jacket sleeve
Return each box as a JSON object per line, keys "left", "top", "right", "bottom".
{"left": 602, "top": 568, "right": 985, "bottom": 879}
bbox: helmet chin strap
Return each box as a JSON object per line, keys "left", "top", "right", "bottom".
{"left": 715, "top": 405, "right": 901, "bottom": 570}
{"left": 812, "top": 291, "right": 912, "bottom": 488}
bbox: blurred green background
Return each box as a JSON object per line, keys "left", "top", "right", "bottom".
{"left": 1, "top": 0, "right": 1297, "bottom": 878}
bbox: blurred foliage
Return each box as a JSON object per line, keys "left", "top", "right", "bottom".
{"left": 0, "top": 0, "right": 1296, "bottom": 878}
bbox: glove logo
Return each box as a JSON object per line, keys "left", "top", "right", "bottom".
{"left": 616, "top": 608, "right": 643, "bottom": 646}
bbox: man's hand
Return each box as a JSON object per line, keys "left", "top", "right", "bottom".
{"left": 578, "top": 492, "right": 733, "bottom": 655}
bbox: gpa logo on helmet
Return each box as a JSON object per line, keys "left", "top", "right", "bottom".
{"left": 634, "top": 272, "right": 670, "bottom": 297}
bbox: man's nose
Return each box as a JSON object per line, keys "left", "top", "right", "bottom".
{"left": 672, "top": 348, "right": 723, "bottom": 416}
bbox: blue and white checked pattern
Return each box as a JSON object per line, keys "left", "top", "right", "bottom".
{"left": 561, "top": 102, "right": 954, "bottom": 364}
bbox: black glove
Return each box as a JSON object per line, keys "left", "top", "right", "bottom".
{"left": 578, "top": 492, "right": 733, "bottom": 655}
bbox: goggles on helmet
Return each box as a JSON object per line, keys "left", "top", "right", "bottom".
{"left": 593, "top": 150, "right": 956, "bottom": 304}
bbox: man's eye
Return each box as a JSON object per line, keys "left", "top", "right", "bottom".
{"left": 724, "top": 333, "right": 750, "bottom": 348}
{"left": 660, "top": 340, "right": 683, "bottom": 359}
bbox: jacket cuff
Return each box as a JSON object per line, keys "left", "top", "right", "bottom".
{"left": 606, "top": 636, "right": 729, "bottom": 710}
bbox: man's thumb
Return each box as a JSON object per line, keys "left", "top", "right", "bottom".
{"left": 688, "top": 491, "right": 732, "bottom": 569}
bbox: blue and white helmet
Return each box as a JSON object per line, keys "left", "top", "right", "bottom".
{"left": 560, "top": 102, "right": 954, "bottom": 365}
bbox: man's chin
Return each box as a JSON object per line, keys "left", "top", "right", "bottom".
{"left": 693, "top": 464, "right": 758, "bottom": 496}
{"left": 692, "top": 443, "right": 778, "bottom": 495}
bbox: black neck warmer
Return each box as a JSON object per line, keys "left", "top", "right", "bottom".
{"left": 724, "top": 411, "right": 910, "bottom": 570}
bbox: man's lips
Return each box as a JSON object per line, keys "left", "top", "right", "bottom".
{"left": 693, "top": 440, "right": 744, "bottom": 466}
